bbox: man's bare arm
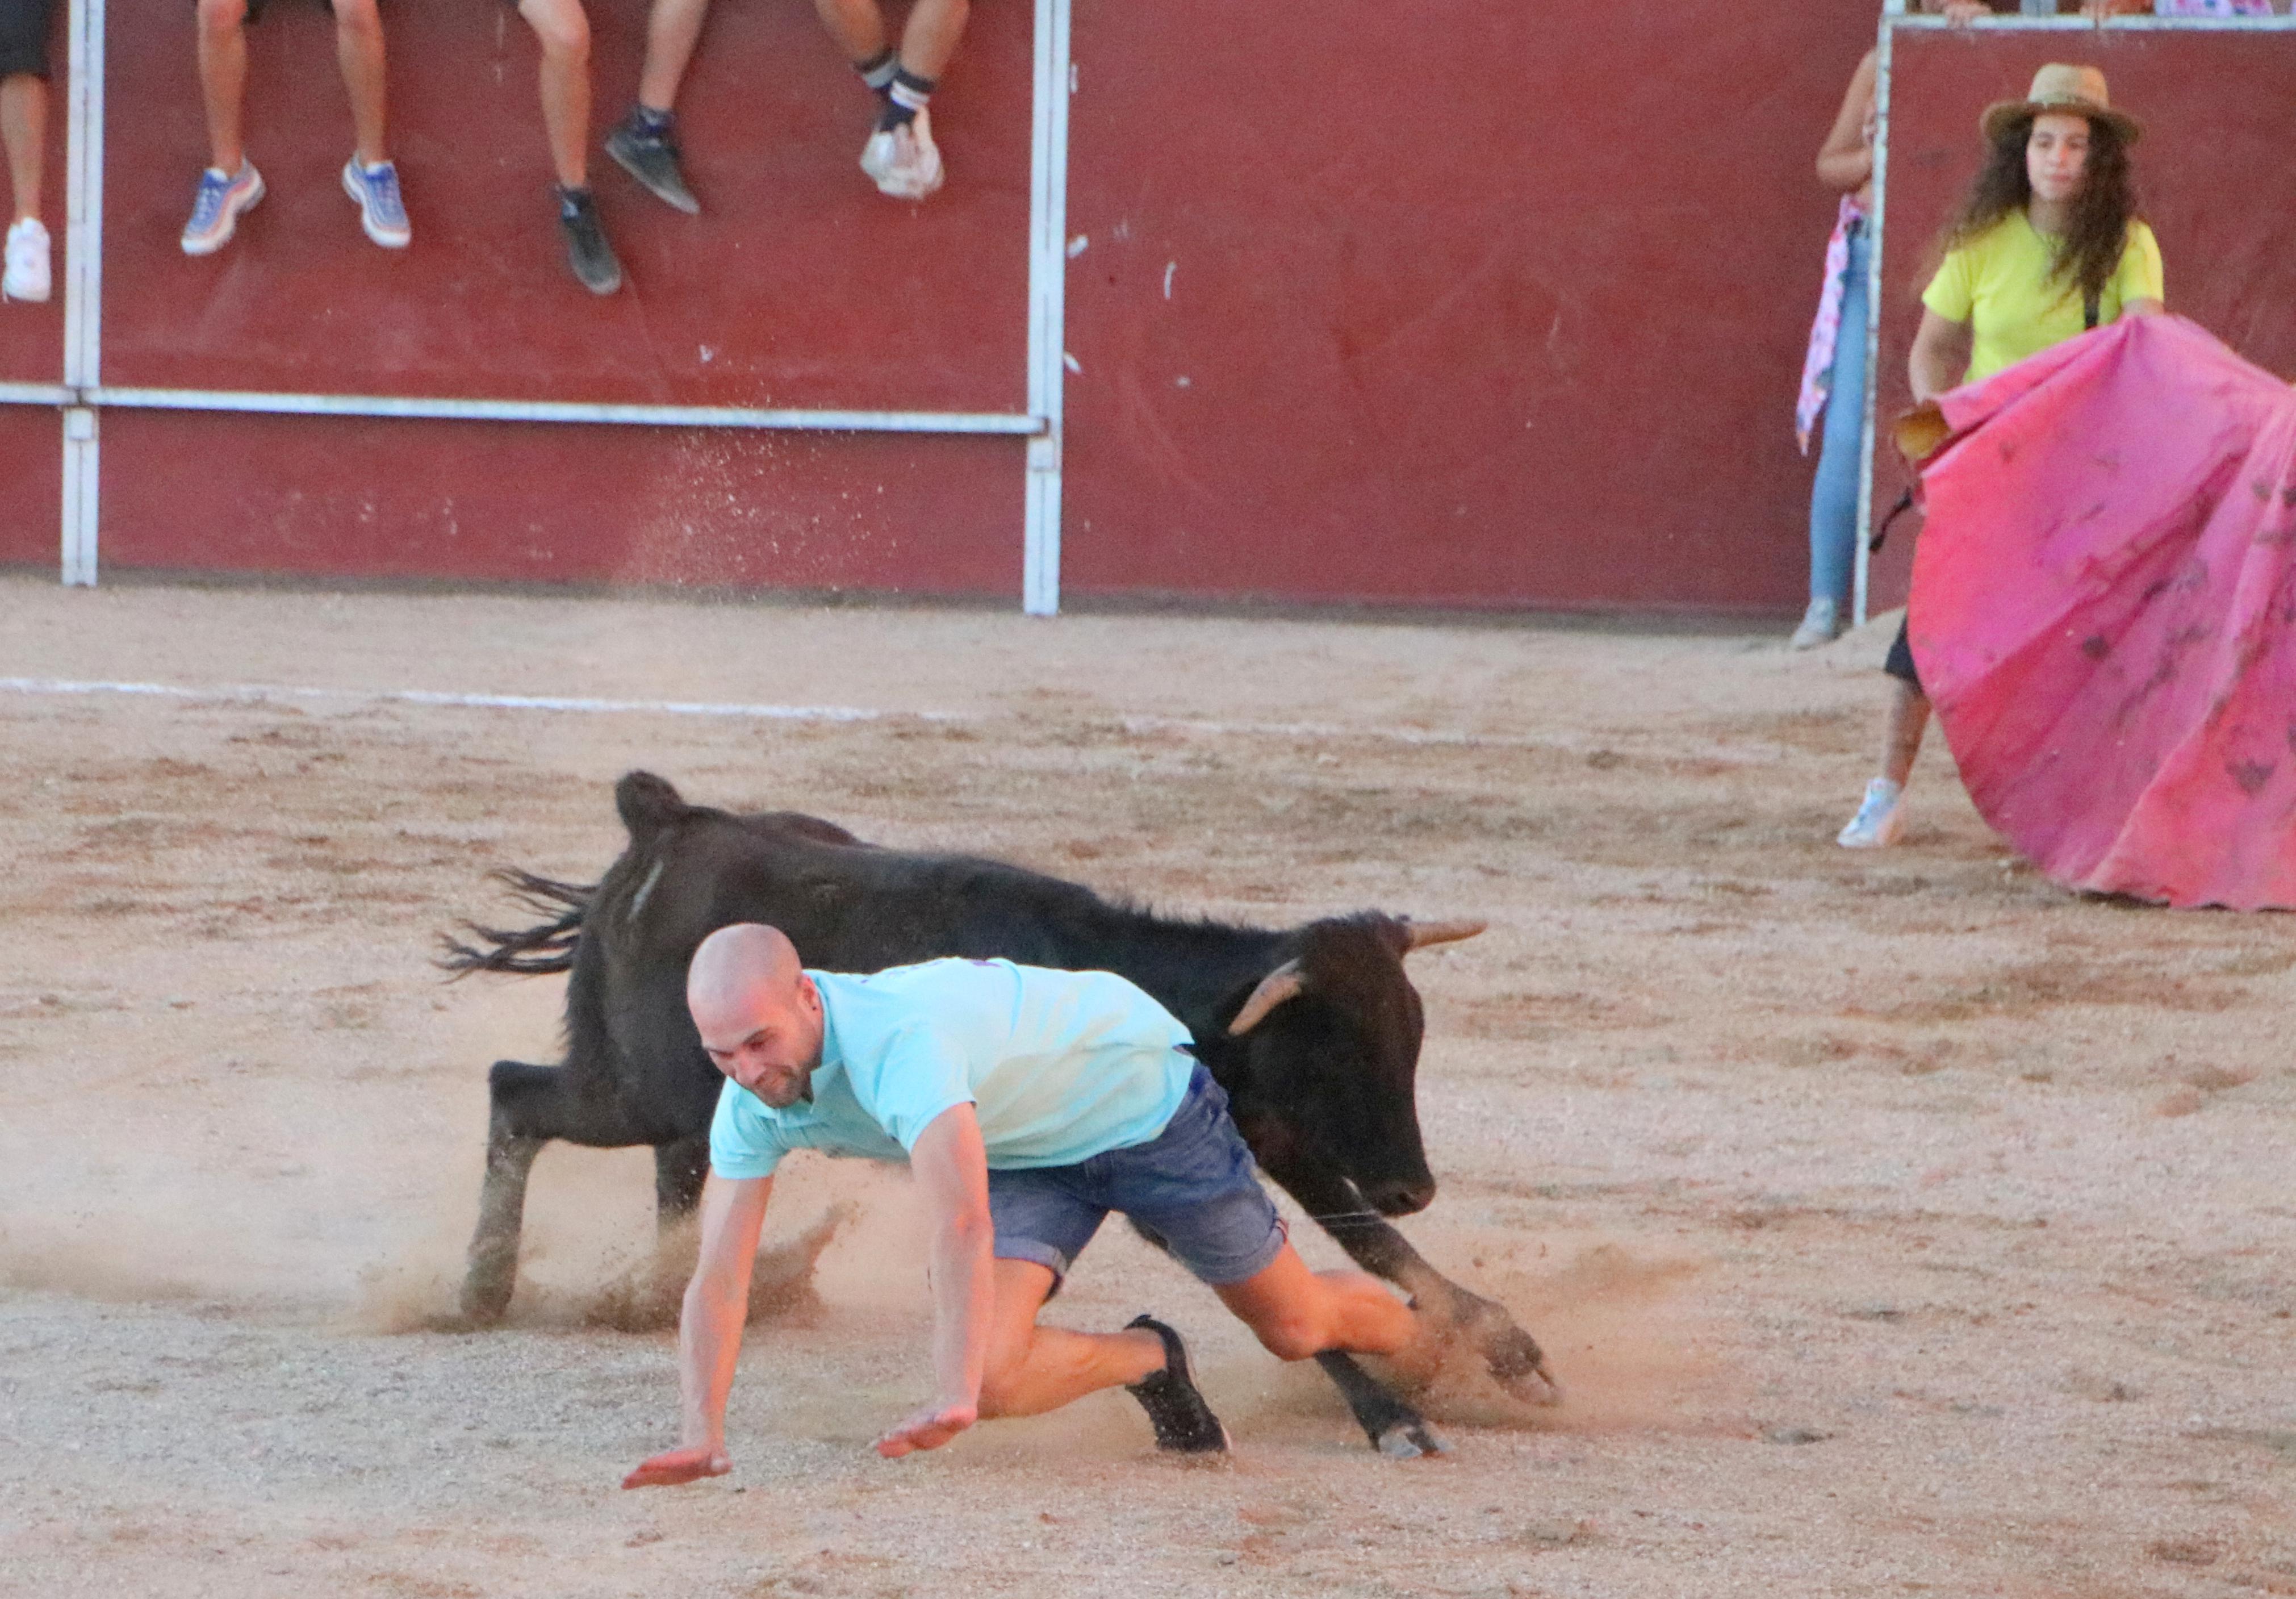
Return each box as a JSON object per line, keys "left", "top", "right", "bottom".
{"left": 622, "top": 1172, "right": 773, "bottom": 1488}
{"left": 875, "top": 1103, "right": 996, "bottom": 1459}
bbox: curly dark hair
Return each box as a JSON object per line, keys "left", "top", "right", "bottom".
{"left": 1936, "top": 112, "right": 2140, "bottom": 309}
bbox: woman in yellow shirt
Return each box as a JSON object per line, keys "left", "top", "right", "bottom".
{"left": 1837, "top": 64, "right": 2164, "bottom": 848}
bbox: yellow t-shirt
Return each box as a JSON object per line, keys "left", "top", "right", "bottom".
{"left": 1921, "top": 213, "right": 2164, "bottom": 384}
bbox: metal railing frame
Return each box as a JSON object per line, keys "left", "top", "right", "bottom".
{"left": 1855, "top": 3, "right": 2296, "bottom": 624}
{"left": 11, "top": 0, "right": 1072, "bottom": 609}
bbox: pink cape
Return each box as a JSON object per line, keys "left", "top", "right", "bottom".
{"left": 1909, "top": 314, "right": 2296, "bottom": 910}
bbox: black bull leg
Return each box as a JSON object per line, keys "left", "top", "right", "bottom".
{"left": 1274, "top": 1169, "right": 1563, "bottom": 1407}
{"left": 463, "top": 1061, "right": 710, "bottom": 1325}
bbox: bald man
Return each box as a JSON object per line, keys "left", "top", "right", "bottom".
{"left": 622, "top": 923, "right": 1431, "bottom": 1481}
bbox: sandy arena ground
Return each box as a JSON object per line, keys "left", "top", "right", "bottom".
{"left": 0, "top": 573, "right": 2289, "bottom": 1599}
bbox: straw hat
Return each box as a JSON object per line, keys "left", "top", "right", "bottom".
{"left": 1980, "top": 63, "right": 2143, "bottom": 145}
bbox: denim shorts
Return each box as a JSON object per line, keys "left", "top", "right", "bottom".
{"left": 988, "top": 1062, "right": 1286, "bottom": 1288}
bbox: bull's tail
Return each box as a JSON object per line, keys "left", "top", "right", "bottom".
{"left": 437, "top": 869, "right": 596, "bottom": 976}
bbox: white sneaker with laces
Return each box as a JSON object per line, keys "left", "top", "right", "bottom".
{"left": 1837, "top": 778, "right": 1905, "bottom": 848}
{"left": 860, "top": 107, "right": 944, "bottom": 201}
{"left": 1789, "top": 596, "right": 1842, "bottom": 650}
{"left": 3, "top": 218, "right": 50, "bottom": 303}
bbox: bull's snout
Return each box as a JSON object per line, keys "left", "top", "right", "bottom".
{"left": 1364, "top": 1175, "right": 1436, "bottom": 1217}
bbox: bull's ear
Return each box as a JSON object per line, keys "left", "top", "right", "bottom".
{"left": 1228, "top": 959, "right": 1307, "bottom": 1036}
{"left": 1400, "top": 917, "right": 1487, "bottom": 951}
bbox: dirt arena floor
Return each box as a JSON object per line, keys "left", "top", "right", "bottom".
{"left": 1, "top": 573, "right": 2290, "bottom": 1599}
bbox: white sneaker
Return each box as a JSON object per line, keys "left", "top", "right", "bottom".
{"left": 3, "top": 218, "right": 50, "bottom": 303}
{"left": 1837, "top": 778, "right": 1905, "bottom": 848}
{"left": 1789, "top": 596, "right": 1842, "bottom": 650}
{"left": 860, "top": 107, "right": 944, "bottom": 201}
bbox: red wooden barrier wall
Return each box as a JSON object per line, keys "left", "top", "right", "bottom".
{"left": 4, "top": 9, "right": 2290, "bottom": 614}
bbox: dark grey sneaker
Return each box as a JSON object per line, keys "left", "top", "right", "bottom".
{"left": 607, "top": 115, "right": 700, "bottom": 214}
{"left": 1123, "top": 1316, "right": 1231, "bottom": 1454}
{"left": 556, "top": 186, "right": 623, "bottom": 295}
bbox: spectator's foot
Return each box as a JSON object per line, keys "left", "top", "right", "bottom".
{"left": 556, "top": 187, "right": 623, "bottom": 295}
{"left": 1789, "top": 596, "right": 1843, "bottom": 650}
{"left": 606, "top": 114, "right": 700, "bottom": 215}
{"left": 1122, "top": 1316, "right": 1230, "bottom": 1455}
{"left": 342, "top": 158, "right": 412, "bottom": 249}
{"left": 860, "top": 107, "right": 944, "bottom": 201}
{"left": 181, "top": 161, "right": 265, "bottom": 256}
{"left": 3, "top": 218, "right": 51, "bottom": 303}
{"left": 1836, "top": 778, "right": 1905, "bottom": 849}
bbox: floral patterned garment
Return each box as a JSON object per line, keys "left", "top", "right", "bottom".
{"left": 1796, "top": 197, "right": 1866, "bottom": 454}
{"left": 2153, "top": 0, "right": 2274, "bottom": 15}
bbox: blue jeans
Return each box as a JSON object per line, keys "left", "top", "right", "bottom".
{"left": 986, "top": 1064, "right": 1286, "bottom": 1288}
{"left": 1808, "top": 227, "right": 1871, "bottom": 607}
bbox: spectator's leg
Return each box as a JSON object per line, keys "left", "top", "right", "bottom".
{"left": 812, "top": 0, "right": 888, "bottom": 68}
{"left": 635, "top": 0, "right": 711, "bottom": 115}
{"left": 195, "top": 0, "right": 252, "bottom": 174}
{"left": 1881, "top": 680, "right": 1930, "bottom": 790}
{"left": 894, "top": 0, "right": 967, "bottom": 82}
{"left": 332, "top": 0, "right": 388, "bottom": 166}
{"left": 518, "top": 0, "right": 591, "bottom": 187}
{"left": 1, "top": 73, "right": 43, "bottom": 223}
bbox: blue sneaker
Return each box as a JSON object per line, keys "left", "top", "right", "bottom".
{"left": 342, "top": 157, "right": 411, "bottom": 249}
{"left": 181, "top": 161, "right": 265, "bottom": 256}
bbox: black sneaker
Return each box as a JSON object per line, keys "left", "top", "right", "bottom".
{"left": 556, "top": 186, "right": 623, "bottom": 295}
{"left": 606, "top": 114, "right": 700, "bottom": 215}
{"left": 1123, "top": 1315, "right": 1230, "bottom": 1454}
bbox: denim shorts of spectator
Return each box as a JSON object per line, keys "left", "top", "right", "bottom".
{"left": 988, "top": 1062, "right": 1287, "bottom": 1291}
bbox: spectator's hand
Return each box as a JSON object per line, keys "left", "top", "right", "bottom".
{"left": 1925, "top": 0, "right": 1992, "bottom": 23}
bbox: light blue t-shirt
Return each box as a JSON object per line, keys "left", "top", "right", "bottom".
{"left": 708, "top": 957, "right": 1195, "bottom": 1180}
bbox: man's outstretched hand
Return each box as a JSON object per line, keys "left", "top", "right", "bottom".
{"left": 622, "top": 1444, "right": 733, "bottom": 1489}
{"left": 874, "top": 1400, "right": 978, "bottom": 1459}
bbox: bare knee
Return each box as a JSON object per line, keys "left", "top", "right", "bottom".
{"left": 975, "top": 1350, "right": 1029, "bottom": 1419}
{"left": 521, "top": 0, "right": 591, "bottom": 60}
{"left": 196, "top": 0, "right": 248, "bottom": 40}
{"left": 1245, "top": 1308, "right": 1327, "bottom": 1363}
{"left": 333, "top": 0, "right": 383, "bottom": 41}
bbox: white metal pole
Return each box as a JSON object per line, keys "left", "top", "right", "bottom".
{"left": 58, "top": 0, "right": 102, "bottom": 586}
{"left": 1854, "top": 11, "right": 1893, "bottom": 629}
{"left": 1021, "top": 0, "right": 1071, "bottom": 616}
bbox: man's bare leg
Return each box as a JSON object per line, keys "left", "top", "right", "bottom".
{"left": 812, "top": 0, "right": 886, "bottom": 65}
{"left": 1881, "top": 680, "right": 1931, "bottom": 788}
{"left": 518, "top": 0, "right": 591, "bottom": 187}
{"left": 974, "top": 1259, "right": 1166, "bottom": 1419}
{"left": 1, "top": 74, "right": 43, "bottom": 222}
{"left": 194, "top": 0, "right": 250, "bottom": 172}
{"left": 1213, "top": 1245, "right": 1428, "bottom": 1375}
{"left": 635, "top": 0, "right": 713, "bottom": 113}
{"left": 333, "top": 0, "right": 388, "bottom": 165}
{"left": 893, "top": 0, "right": 967, "bottom": 81}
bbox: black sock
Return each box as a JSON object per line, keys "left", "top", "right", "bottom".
{"left": 631, "top": 103, "right": 674, "bottom": 137}
{"left": 855, "top": 48, "right": 898, "bottom": 99}
{"left": 877, "top": 66, "right": 934, "bottom": 132}
{"left": 557, "top": 183, "right": 593, "bottom": 215}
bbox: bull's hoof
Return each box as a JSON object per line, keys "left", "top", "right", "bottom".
{"left": 1375, "top": 1419, "right": 1451, "bottom": 1459}
{"left": 1484, "top": 1325, "right": 1565, "bottom": 1407}
{"left": 459, "top": 1256, "right": 517, "bottom": 1326}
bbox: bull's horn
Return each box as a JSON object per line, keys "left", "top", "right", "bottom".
{"left": 1402, "top": 917, "right": 1487, "bottom": 951}
{"left": 1228, "top": 960, "right": 1307, "bottom": 1036}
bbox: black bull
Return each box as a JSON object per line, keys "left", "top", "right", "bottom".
{"left": 444, "top": 771, "right": 1558, "bottom": 1454}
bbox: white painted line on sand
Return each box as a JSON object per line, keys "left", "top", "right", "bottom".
{"left": 0, "top": 677, "right": 944, "bottom": 724}
{"left": 0, "top": 675, "right": 1641, "bottom": 756}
